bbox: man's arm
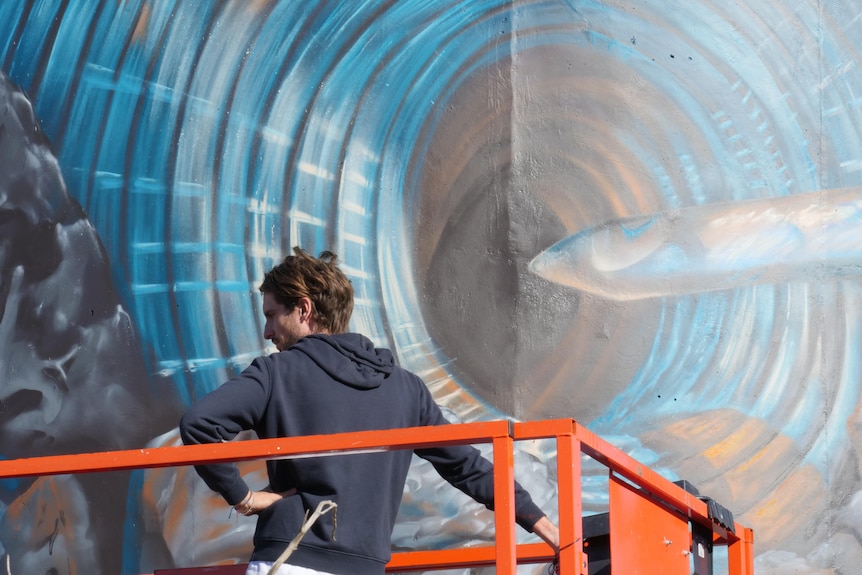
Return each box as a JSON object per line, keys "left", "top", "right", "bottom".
{"left": 179, "top": 358, "right": 271, "bottom": 505}
{"left": 532, "top": 515, "right": 560, "bottom": 551}
{"left": 411, "top": 374, "right": 561, "bottom": 543}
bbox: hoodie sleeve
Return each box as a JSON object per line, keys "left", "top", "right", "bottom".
{"left": 179, "top": 356, "right": 272, "bottom": 505}
{"left": 411, "top": 375, "right": 546, "bottom": 532}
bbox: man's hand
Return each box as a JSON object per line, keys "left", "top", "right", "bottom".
{"left": 532, "top": 516, "right": 561, "bottom": 573}
{"left": 235, "top": 488, "right": 297, "bottom": 516}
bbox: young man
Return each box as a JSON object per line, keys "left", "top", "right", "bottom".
{"left": 180, "top": 247, "right": 559, "bottom": 575}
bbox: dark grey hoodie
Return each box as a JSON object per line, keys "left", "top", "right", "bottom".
{"left": 180, "top": 333, "right": 545, "bottom": 575}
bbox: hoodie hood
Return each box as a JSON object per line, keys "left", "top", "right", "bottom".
{"left": 291, "top": 333, "right": 394, "bottom": 390}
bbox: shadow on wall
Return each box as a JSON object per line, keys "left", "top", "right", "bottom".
{"left": 0, "top": 70, "right": 182, "bottom": 575}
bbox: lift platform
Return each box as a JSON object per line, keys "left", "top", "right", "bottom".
{"left": 0, "top": 418, "right": 753, "bottom": 574}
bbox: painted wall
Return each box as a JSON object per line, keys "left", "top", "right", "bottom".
{"left": 1, "top": 1, "right": 861, "bottom": 574}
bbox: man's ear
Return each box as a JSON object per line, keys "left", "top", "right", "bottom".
{"left": 297, "top": 297, "right": 313, "bottom": 322}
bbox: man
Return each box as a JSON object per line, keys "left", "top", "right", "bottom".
{"left": 180, "top": 247, "right": 560, "bottom": 575}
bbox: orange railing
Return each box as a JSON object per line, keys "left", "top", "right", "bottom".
{"left": 0, "top": 418, "right": 754, "bottom": 574}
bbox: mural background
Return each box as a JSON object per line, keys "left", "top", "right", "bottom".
{"left": 1, "top": 0, "right": 862, "bottom": 573}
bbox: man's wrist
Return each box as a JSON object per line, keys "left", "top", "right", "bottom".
{"left": 234, "top": 490, "right": 255, "bottom": 516}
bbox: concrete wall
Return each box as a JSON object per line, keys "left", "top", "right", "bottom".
{"left": 1, "top": 1, "right": 861, "bottom": 573}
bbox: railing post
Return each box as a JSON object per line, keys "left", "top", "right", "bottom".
{"left": 493, "top": 431, "right": 517, "bottom": 575}
{"left": 727, "top": 526, "right": 755, "bottom": 575}
{"left": 556, "top": 424, "right": 585, "bottom": 575}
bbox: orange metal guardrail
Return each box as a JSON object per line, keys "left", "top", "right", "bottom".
{"left": 0, "top": 418, "right": 754, "bottom": 574}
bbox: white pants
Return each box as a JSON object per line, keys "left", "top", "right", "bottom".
{"left": 245, "top": 561, "right": 336, "bottom": 575}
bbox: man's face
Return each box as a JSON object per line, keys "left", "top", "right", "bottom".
{"left": 262, "top": 292, "right": 309, "bottom": 351}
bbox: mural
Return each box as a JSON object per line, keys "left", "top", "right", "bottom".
{"left": 1, "top": 0, "right": 862, "bottom": 574}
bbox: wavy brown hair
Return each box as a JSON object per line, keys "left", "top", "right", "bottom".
{"left": 259, "top": 247, "right": 354, "bottom": 334}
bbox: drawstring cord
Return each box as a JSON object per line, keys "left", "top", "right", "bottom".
{"left": 266, "top": 500, "right": 338, "bottom": 575}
